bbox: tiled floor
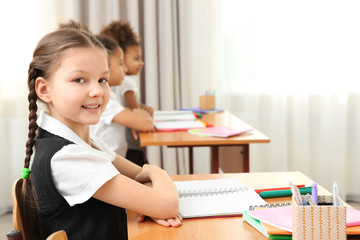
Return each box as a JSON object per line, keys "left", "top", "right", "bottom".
{"left": 1, "top": 202, "right": 360, "bottom": 238}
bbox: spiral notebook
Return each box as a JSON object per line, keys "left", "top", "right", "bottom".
{"left": 173, "top": 179, "right": 267, "bottom": 219}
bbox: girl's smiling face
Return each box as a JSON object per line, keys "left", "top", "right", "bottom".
{"left": 124, "top": 45, "right": 144, "bottom": 75}
{"left": 37, "top": 47, "right": 110, "bottom": 134}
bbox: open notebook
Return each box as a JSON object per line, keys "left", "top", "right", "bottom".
{"left": 173, "top": 179, "right": 267, "bottom": 219}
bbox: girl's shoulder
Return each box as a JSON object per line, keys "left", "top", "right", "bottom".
{"left": 118, "top": 76, "right": 139, "bottom": 93}
{"left": 122, "top": 76, "right": 138, "bottom": 88}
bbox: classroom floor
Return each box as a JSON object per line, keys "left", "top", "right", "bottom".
{"left": 0, "top": 212, "right": 12, "bottom": 237}
{"left": 1, "top": 202, "right": 360, "bottom": 237}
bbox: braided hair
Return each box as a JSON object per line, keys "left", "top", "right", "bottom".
{"left": 20, "top": 28, "right": 105, "bottom": 239}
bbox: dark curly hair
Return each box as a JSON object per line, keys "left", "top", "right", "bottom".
{"left": 100, "top": 21, "right": 140, "bottom": 53}
{"left": 95, "top": 34, "right": 120, "bottom": 55}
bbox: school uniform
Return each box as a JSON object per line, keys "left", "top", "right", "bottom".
{"left": 31, "top": 111, "right": 128, "bottom": 240}
{"left": 112, "top": 76, "right": 148, "bottom": 166}
{"left": 90, "top": 91, "right": 127, "bottom": 157}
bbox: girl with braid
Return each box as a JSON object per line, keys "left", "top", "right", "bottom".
{"left": 100, "top": 21, "right": 153, "bottom": 167}
{"left": 58, "top": 20, "right": 155, "bottom": 158}
{"left": 20, "top": 28, "right": 181, "bottom": 240}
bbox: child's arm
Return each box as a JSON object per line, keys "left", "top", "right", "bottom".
{"left": 112, "top": 108, "right": 154, "bottom": 132}
{"left": 124, "top": 90, "right": 140, "bottom": 109}
{"left": 141, "top": 104, "right": 154, "bottom": 116}
{"left": 93, "top": 155, "right": 180, "bottom": 221}
{"left": 124, "top": 90, "right": 154, "bottom": 116}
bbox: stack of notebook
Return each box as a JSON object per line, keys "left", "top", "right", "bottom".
{"left": 243, "top": 210, "right": 291, "bottom": 240}
{"left": 243, "top": 205, "right": 360, "bottom": 239}
{"left": 153, "top": 110, "right": 206, "bottom": 131}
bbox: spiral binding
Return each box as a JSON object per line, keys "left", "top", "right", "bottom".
{"left": 248, "top": 202, "right": 292, "bottom": 211}
{"left": 178, "top": 187, "right": 249, "bottom": 198}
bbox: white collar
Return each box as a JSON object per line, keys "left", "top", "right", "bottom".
{"left": 37, "top": 111, "right": 92, "bottom": 148}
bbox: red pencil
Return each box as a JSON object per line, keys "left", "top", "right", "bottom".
{"left": 254, "top": 184, "right": 305, "bottom": 194}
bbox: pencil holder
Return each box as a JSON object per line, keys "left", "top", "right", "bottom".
{"left": 199, "top": 95, "right": 215, "bottom": 110}
{"left": 292, "top": 195, "right": 346, "bottom": 240}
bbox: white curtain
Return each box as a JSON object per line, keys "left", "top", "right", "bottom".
{"left": 143, "top": 0, "right": 218, "bottom": 174}
{"left": 0, "top": 0, "right": 81, "bottom": 215}
{"left": 0, "top": 1, "right": 37, "bottom": 215}
{"left": 0, "top": 0, "right": 219, "bottom": 213}
{"left": 217, "top": 0, "right": 360, "bottom": 200}
{"left": 80, "top": 0, "right": 218, "bottom": 175}
{"left": 8, "top": 0, "right": 357, "bottom": 215}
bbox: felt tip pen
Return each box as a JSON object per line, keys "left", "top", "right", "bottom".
{"left": 333, "top": 181, "right": 339, "bottom": 206}
{"left": 192, "top": 112, "right": 202, "bottom": 119}
{"left": 260, "top": 186, "right": 312, "bottom": 199}
{"left": 306, "top": 193, "right": 317, "bottom": 206}
{"left": 311, "top": 181, "right": 318, "bottom": 205}
{"left": 201, "top": 121, "right": 213, "bottom": 127}
{"left": 255, "top": 184, "right": 305, "bottom": 194}
{"left": 290, "top": 181, "right": 303, "bottom": 205}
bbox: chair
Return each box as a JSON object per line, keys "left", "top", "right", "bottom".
{"left": 11, "top": 179, "right": 68, "bottom": 240}
{"left": 46, "top": 230, "right": 68, "bottom": 240}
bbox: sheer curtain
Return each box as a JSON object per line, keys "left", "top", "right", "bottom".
{"left": 0, "top": 0, "right": 79, "bottom": 214}
{"left": 0, "top": 1, "right": 39, "bottom": 215}
{"left": 217, "top": 0, "right": 360, "bottom": 199}
{"left": 0, "top": 0, "right": 219, "bottom": 213}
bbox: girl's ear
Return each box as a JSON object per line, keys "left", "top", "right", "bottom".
{"left": 35, "top": 77, "right": 52, "bottom": 103}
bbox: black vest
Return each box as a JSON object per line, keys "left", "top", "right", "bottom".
{"left": 32, "top": 128, "right": 128, "bottom": 239}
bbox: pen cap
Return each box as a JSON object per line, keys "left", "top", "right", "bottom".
{"left": 199, "top": 95, "right": 215, "bottom": 110}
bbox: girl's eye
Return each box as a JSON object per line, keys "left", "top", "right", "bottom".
{"left": 99, "top": 78, "right": 108, "bottom": 83}
{"left": 74, "top": 78, "right": 85, "bottom": 83}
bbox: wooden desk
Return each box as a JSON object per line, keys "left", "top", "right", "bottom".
{"left": 140, "top": 111, "right": 270, "bottom": 173}
{"left": 127, "top": 171, "right": 329, "bottom": 240}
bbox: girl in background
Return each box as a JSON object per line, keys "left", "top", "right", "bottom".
{"left": 20, "top": 28, "right": 181, "bottom": 240}
{"left": 100, "top": 21, "right": 153, "bottom": 166}
{"left": 89, "top": 34, "right": 154, "bottom": 157}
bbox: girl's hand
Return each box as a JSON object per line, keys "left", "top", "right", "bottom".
{"left": 134, "top": 164, "right": 151, "bottom": 183}
{"left": 141, "top": 104, "right": 154, "bottom": 116}
{"left": 131, "top": 129, "right": 139, "bottom": 140}
{"left": 137, "top": 213, "right": 183, "bottom": 227}
{"left": 134, "top": 164, "right": 164, "bottom": 183}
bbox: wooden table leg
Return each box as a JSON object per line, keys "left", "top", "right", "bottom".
{"left": 242, "top": 144, "right": 249, "bottom": 172}
{"left": 210, "top": 146, "right": 219, "bottom": 173}
{"left": 189, "top": 146, "right": 193, "bottom": 174}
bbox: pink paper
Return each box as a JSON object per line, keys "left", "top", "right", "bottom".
{"left": 195, "top": 126, "right": 253, "bottom": 137}
{"left": 247, "top": 206, "right": 360, "bottom": 232}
